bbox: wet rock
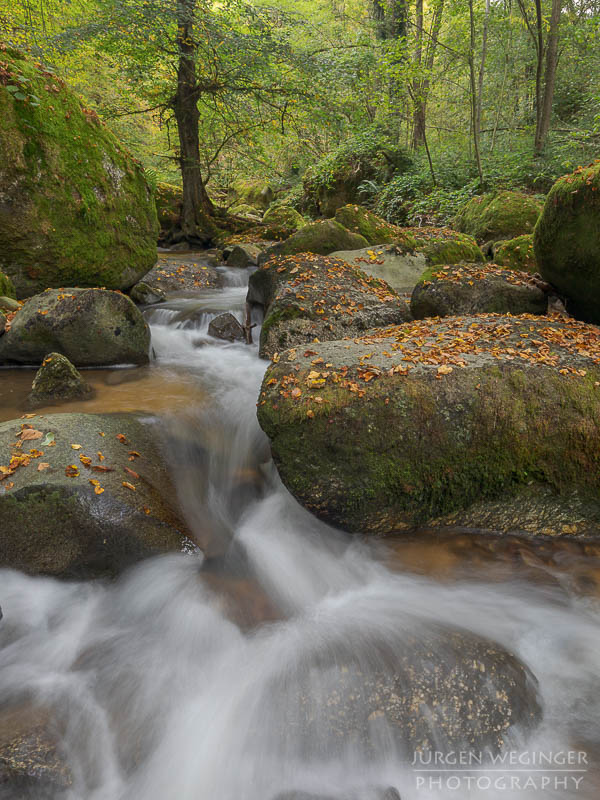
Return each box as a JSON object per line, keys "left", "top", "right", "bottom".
{"left": 267, "top": 625, "right": 541, "bottom": 759}
{"left": 130, "top": 280, "right": 166, "bottom": 306}
{"left": 0, "top": 49, "right": 157, "bottom": 298}
{"left": 0, "top": 707, "right": 71, "bottom": 797}
{"left": 0, "top": 296, "right": 20, "bottom": 313}
{"left": 494, "top": 234, "right": 537, "bottom": 273}
{"left": 534, "top": 161, "right": 600, "bottom": 323}
{"left": 227, "top": 243, "right": 263, "bottom": 269}
{"left": 28, "top": 353, "right": 92, "bottom": 407}
{"left": 261, "top": 220, "right": 369, "bottom": 262}
{"left": 454, "top": 191, "right": 544, "bottom": 244}
{"left": 136, "top": 254, "right": 221, "bottom": 295}
{"left": 410, "top": 263, "right": 548, "bottom": 319}
{"left": 258, "top": 314, "right": 600, "bottom": 536}
{"left": 208, "top": 313, "right": 245, "bottom": 342}
{"left": 0, "top": 288, "right": 150, "bottom": 367}
{"left": 0, "top": 412, "right": 190, "bottom": 578}
{"left": 248, "top": 254, "right": 411, "bottom": 359}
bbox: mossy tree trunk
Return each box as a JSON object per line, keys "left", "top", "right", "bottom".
{"left": 173, "top": 0, "right": 217, "bottom": 244}
{"left": 534, "top": 0, "right": 562, "bottom": 155}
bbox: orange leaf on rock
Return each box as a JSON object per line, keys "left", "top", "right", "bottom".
{"left": 124, "top": 467, "right": 139, "bottom": 479}
{"left": 92, "top": 464, "right": 115, "bottom": 473}
{"left": 122, "top": 481, "right": 136, "bottom": 491}
{"left": 20, "top": 429, "right": 43, "bottom": 441}
{"left": 116, "top": 434, "right": 128, "bottom": 444}
{"left": 37, "top": 462, "right": 51, "bottom": 471}
{"left": 65, "top": 465, "right": 79, "bottom": 478}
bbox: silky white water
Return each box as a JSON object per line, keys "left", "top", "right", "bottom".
{"left": 1, "top": 269, "right": 600, "bottom": 799}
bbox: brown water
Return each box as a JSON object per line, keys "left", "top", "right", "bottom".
{"left": 0, "top": 365, "right": 205, "bottom": 422}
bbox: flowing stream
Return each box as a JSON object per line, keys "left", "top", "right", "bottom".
{"left": 2, "top": 264, "right": 600, "bottom": 799}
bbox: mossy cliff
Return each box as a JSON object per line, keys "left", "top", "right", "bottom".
{"left": 0, "top": 47, "right": 158, "bottom": 297}
{"left": 257, "top": 314, "right": 600, "bottom": 537}
{"left": 534, "top": 160, "right": 600, "bottom": 323}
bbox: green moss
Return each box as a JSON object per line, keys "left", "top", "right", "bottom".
{"left": 333, "top": 204, "right": 406, "bottom": 246}
{"left": 278, "top": 219, "right": 368, "bottom": 256}
{"left": 229, "top": 179, "right": 273, "bottom": 210}
{"left": 263, "top": 205, "right": 305, "bottom": 230}
{"left": 0, "top": 49, "right": 158, "bottom": 297}
{"left": 534, "top": 160, "right": 600, "bottom": 322}
{"left": 155, "top": 182, "right": 182, "bottom": 230}
{"left": 0, "top": 271, "right": 16, "bottom": 299}
{"left": 454, "top": 191, "right": 544, "bottom": 243}
{"left": 495, "top": 234, "right": 537, "bottom": 273}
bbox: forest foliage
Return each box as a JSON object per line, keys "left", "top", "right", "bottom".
{"left": 1, "top": 0, "right": 598, "bottom": 225}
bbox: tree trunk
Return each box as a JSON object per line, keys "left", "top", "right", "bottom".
{"left": 534, "top": 0, "right": 562, "bottom": 154}
{"left": 468, "top": 0, "right": 484, "bottom": 187}
{"left": 173, "top": 0, "right": 216, "bottom": 244}
{"left": 411, "top": 0, "right": 444, "bottom": 149}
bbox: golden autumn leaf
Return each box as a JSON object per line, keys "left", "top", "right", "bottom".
{"left": 65, "top": 465, "right": 80, "bottom": 478}
{"left": 122, "top": 481, "right": 136, "bottom": 491}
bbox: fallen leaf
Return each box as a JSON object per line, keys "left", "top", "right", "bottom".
{"left": 122, "top": 481, "right": 136, "bottom": 491}
{"left": 37, "top": 462, "right": 51, "bottom": 471}
{"left": 65, "top": 465, "right": 80, "bottom": 478}
{"left": 128, "top": 451, "right": 141, "bottom": 460}
{"left": 116, "top": 434, "right": 128, "bottom": 444}
{"left": 92, "top": 465, "right": 115, "bottom": 473}
{"left": 71, "top": 444, "right": 82, "bottom": 450}
{"left": 124, "top": 467, "right": 139, "bottom": 479}
{"left": 97, "top": 451, "right": 105, "bottom": 461}
{"left": 79, "top": 455, "right": 92, "bottom": 467}
{"left": 20, "top": 429, "right": 43, "bottom": 441}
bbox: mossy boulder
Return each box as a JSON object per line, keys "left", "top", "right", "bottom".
{"left": 0, "top": 288, "right": 150, "bottom": 367}
{"left": 0, "top": 295, "right": 20, "bottom": 312}
{"left": 495, "top": 234, "right": 537, "bottom": 273}
{"left": 258, "top": 314, "right": 600, "bottom": 537}
{"left": 133, "top": 253, "right": 221, "bottom": 295}
{"left": 226, "top": 243, "right": 263, "bottom": 268}
{"left": 229, "top": 178, "right": 274, "bottom": 210}
{"left": 262, "top": 220, "right": 368, "bottom": 262}
{"left": 0, "top": 270, "right": 16, "bottom": 299}
{"left": 155, "top": 182, "right": 183, "bottom": 236}
{"left": 263, "top": 205, "right": 305, "bottom": 231}
{"left": 410, "top": 263, "right": 547, "bottom": 319}
{"left": 0, "top": 412, "right": 190, "bottom": 578}
{"left": 408, "top": 226, "right": 484, "bottom": 265}
{"left": 28, "top": 352, "right": 92, "bottom": 406}
{"left": 454, "top": 191, "right": 544, "bottom": 244}
{"left": 0, "top": 48, "right": 158, "bottom": 298}
{"left": 534, "top": 161, "right": 600, "bottom": 323}
{"left": 265, "top": 624, "right": 540, "bottom": 759}
{"left": 248, "top": 253, "right": 411, "bottom": 358}
{"left": 333, "top": 204, "right": 402, "bottom": 245}
{"left": 230, "top": 203, "right": 262, "bottom": 218}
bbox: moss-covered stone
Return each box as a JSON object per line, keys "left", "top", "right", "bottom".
{"left": 334, "top": 204, "right": 403, "bottom": 245}
{"left": 155, "top": 181, "right": 183, "bottom": 236}
{"left": 0, "top": 287, "right": 150, "bottom": 366}
{"left": 0, "top": 270, "right": 16, "bottom": 299}
{"left": 407, "top": 226, "right": 484, "bottom": 265}
{"left": 230, "top": 203, "right": 262, "bottom": 217}
{"left": 0, "top": 49, "right": 158, "bottom": 298}
{"left": 534, "top": 160, "right": 600, "bottom": 323}
{"left": 229, "top": 178, "right": 274, "bottom": 210}
{"left": 263, "top": 205, "right": 305, "bottom": 231}
{"left": 0, "top": 295, "right": 20, "bottom": 312}
{"left": 410, "top": 263, "right": 547, "bottom": 319}
{"left": 248, "top": 253, "right": 411, "bottom": 358}
{"left": 0, "top": 412, "right": 190, "bottom": 577}
{"left": 263, "top": 220, "right": 368, "bottom": 261}
{"left": 28, "top": 352, "right": 92, "bottom": 406}
{"left": 257, "top": 314, "right": 600, "bottom": 537}
{"left": 495, "top": 234, "right": 537, "bottom": 273}
{"left": 454, "top": 191, "right": 544, "bottom": 243}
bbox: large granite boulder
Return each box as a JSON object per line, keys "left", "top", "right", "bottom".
{"left": 263, "top": 220, "right": 368, "bottom": 261}
{"left": 534, "top": 160, "right": 600, "bottom": 323}
{"left": 0, "top": 288, "right": 150, "bottom": 366}
{"left": 0, "top": 412, "right": 190, "bottom": 578}
{"left": 248, "top": 254, "right": 411, "bottom": 358}
{"left": 258, "top": 314, "right": 600, "bottom": 537}
{"left": 410, "top": 263, "right": 548, "bottom": 319}
{"left": 0, "top": 48, "right": 158, "bottom": 298}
